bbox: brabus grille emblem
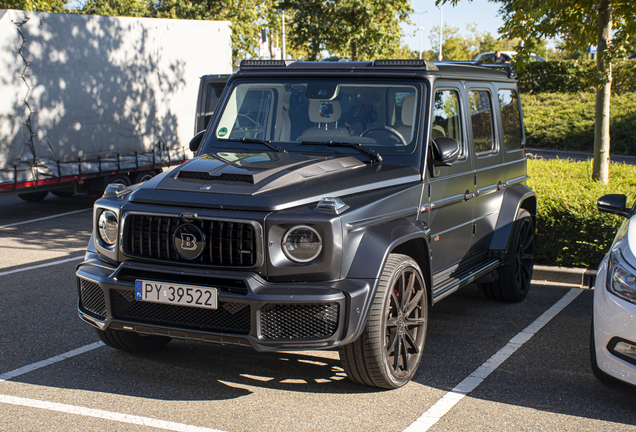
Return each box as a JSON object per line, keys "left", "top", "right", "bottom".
{"left": 173, "top": 223, "right": 206, "bottom": 259}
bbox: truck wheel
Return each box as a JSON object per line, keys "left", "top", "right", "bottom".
{"left": 590, "top": 319, "right": 620, "bottom": 385}
{"left": 480, "top": 209, "right": 534, "bottom": 302}
{"left": 134, "top": 170, "right": 156, "bottom": 184}
{"left": 17, "top": 191, "right": 49, "bottom": 202}
{"left": 339, "top": 254, "right": 427, "bottom": 389}
{"left": 94, "top": 328, "right": 171, "bottom": 353}
{"left": 107, "top": 174, "right": 131, "bottom": 186}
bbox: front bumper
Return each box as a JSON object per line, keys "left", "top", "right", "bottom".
{"left": 593, "top": 258, "right": 636, "bottom": 386}
{"left": 76, "top": 251, "right": 374, "bottom": 351}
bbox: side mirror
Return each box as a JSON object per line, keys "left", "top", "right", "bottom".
{"left": 189, "top": 130, "right": 206, "bottom": 153}
{"left": 597, "top": 194, "right": 631, "bottom": 218}
{"left": 431, "top": 137, "right": 460, "bottom": 166}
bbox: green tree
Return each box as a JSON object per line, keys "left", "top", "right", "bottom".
{"left": 440, "top": 0, "right": 636, "bottom": 183}
{"left": 279, "top": 0, "right": 412, "bottom": 61}
{"left": 0, "top": 0, "right": 69, "bottom": 12}
{"left": 75, "top": 0, "right": 149, "bottom": 17}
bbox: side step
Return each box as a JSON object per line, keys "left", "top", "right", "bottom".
{"left": 432, "top": 256, "right": 501, "bottom": 303}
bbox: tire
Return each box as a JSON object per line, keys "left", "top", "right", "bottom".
{"left": 94, "top": 327, "right": 171, "bottom": 353}
{"left": 590, "top": 318, "right": 621, "bottom": 385}
{"left": 480, "top": 209, "right": 534, "bottom": 302}
{"left": 339, "top": 254, "right": 428, "bottom": 389}
{"left": 17, "top": 190, "right": 49, "bottom": 202}
{"left": 107, "top": 174, "right": 131, "bottom": 186}
{"left": 134, "top": 170, "right": 156, "bottom": 184}
{"left": 51, "top": 190, "right": 74, "bottom": 198}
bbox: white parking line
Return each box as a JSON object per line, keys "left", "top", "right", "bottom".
{"left": 404, "top": 288, "right": 583, "bottom": 432}
{"left": 0, "top": 255, "right": 84, "bottom": 277}
{"left": 0, "top": 395, "right": 227, "bottom": 432}
{"left": 0, "top": 342, "right": 104, "bottom": 383}
{"left": 0, "top": 208, "right": 91, "bottom": 229}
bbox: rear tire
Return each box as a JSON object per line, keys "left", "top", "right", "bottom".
{"left": 590, "top": 319, "right": 620, "bottom": 385}
{"left": 17, "top": 191, "right": 49, "bottom": 202}
{"left": 95, "top": 328, "right": 171, "bottom": 353}
{"left": 107, "top": 174, "right": 131, "bottom": 186}
{"left": 339, "top": 254, "right": 428, "bottom": 389}
{"left": 480, "top": 209, "right": 534, "bottom": 302}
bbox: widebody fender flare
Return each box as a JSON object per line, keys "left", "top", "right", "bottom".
{"left": 489, "top": 184, "right": 536, "bottom": 252}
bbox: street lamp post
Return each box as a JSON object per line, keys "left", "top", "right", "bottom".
{"left": 413, "top": 10, "right": 429, "bottom": 60}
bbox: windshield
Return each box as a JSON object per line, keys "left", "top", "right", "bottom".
{"left": 204, "top": 79, "right": 424, "bottom": 158}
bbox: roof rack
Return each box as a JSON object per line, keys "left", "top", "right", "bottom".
{"left": 240, "top": 60, "right": 296, "bottom": 68}
{"left": 436, "top": 60, "right": 516, "bottom": 78}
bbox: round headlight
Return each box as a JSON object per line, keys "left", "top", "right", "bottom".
{"left": 98, "top": 210, "right": 119, "bottom": 246}
{"left": 281, "top": 225, "right": 322, "bottom": 263}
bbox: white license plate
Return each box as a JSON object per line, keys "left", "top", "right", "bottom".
{"left": 135, "top": 280, "right": 218, "bottom": 310}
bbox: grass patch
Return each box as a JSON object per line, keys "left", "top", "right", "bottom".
{"left": 528, "top": 158, "right": 636, "bottom": 268}
{"left": 521, "top": 92, "right": 636, "bottom": 155}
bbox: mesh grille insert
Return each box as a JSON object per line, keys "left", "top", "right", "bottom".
{"left": 260, "top": 303, "right": 339, "bottom": 340}
{"left": 111, "top": 289, "right": 251, "bottom": 334}
{"left": 78, "top": 278, "right": 107, "bottom": 320}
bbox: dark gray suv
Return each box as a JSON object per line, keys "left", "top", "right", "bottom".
{"left": 76, "top": 59, "right": 535, "bottom": 389}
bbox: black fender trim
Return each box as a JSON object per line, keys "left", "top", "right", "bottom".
{"left": 342, "top": 218, "right": 431, "bottom": 344}
{"left": 489, "top": 184, "right": 536, "bottom": 251}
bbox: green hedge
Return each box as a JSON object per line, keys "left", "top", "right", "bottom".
{"left": 521, "top": 92, "right": 636, "bottom": 155}
{"left": 516, "top": 60, "right": 636, "bottom": 95}
{"left": 527, "top": 158, "right": 636, "bottom": 268}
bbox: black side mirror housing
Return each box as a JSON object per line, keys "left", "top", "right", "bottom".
{"left": 189, "top": 130, "right": 206, "bottom": 153}
{"left": 431, "top": 137, "right": 460, "bottom": 166}
{"left": 597, "top": 194, "right": 631, "bottom": 218}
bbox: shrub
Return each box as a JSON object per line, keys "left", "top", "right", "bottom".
{"left": 521, "top": 92, "right": 636, "bottom": 155}
{"left": 527, "top": 158, "right": 636, "bottom": 268}
{"left": 516, "top": 60, "right": 636, "bottom": 95}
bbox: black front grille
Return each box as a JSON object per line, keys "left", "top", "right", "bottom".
{"left": 125, "top": 214, "right": 258, "bottom": 267}
{"left": 110, "top": 289, "right": 251, "bottom": 334}
{"left": 260, "top": 303, "right": 339, "bottom": 340}
{"left": 78, "top": 278, "right": 107, "bottom": 319}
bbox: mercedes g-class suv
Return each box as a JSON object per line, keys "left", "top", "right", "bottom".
{"left": 76, "top": 59, "right": 536, "bottom": 389}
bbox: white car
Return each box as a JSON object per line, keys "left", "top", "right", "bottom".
{"left": 591, "top": 194, "right": 636, "bottom": 386}
{"left": 473, "top": 51, "right": 546, "bottom": 62}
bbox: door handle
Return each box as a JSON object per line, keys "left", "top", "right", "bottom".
{"left": 464, "top": 190, "right": 475, "bottom": 200}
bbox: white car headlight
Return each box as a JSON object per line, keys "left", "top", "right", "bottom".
{"left": 281, "top": 225, "right": 322, "bottom": 263}
{"left": 98, "top": 210, "right": 119, "bottom": 247}
{"left": 607, "top": 250, "right": 636, "bottom": 303}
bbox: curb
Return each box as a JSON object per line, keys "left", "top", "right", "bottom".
{"left": 531, "top": 265, "right": 597, "bottom": 289}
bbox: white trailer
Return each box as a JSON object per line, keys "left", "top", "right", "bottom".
{"left": 0, "top": 9, "right": 232, "bottom": 200}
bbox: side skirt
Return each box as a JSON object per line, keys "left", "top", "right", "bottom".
{"left": 431, "top": 252, "right": 501, "bottom": 303}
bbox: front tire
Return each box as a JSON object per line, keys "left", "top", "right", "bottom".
{"left": 95, "top": 328, "right": 171, "bottom": 353}
{"left": 480, "top": 208, "right": 534, "bottom": 302}
{"left": 340, "top": 254, "right": 428, "bottom": 389}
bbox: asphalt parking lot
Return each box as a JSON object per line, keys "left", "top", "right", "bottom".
{"left": 1, "top": 193, "right": 635, "bottom": 432}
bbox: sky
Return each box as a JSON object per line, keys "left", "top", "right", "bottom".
{"left": 401, "top": 0, "right": 506, "bottom": 55}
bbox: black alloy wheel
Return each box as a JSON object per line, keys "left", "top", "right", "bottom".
{"left": 480, "top": 209, "right": 534, "bottom": 302}
{"left": 340, "top": 254, "right": 428, "bottom": 389}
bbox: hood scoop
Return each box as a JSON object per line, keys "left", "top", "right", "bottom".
{"left": 178, "top": 171, "right": 255, "bottom": 184}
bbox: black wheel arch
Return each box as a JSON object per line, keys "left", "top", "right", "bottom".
{"left": 489, "top": 184, "right": 536, "bottom": 252}
{"left": 343, "top": 218, "right": 432, "bottom": 341}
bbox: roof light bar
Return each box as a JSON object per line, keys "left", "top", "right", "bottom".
{"left": 373, "top": 59, "right": 426, "bottom": 67}
{"left": 240, "top": 60, "right": 293, "bottom": 68}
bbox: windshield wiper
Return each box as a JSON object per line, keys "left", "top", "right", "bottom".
{"left": 301, "top": 141, "right": 382, "bottom": 163}
{"left": 219, "top": 138, "right": 286, "bottom": 153}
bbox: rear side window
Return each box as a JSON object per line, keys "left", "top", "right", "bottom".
{"left": 433, "top": 90, "right": 463, "bottom": 156}
{"left": 468, "top": 90, "right": 495, "bottom": 154}
{"left": 498, "top": 89, "right": 522, "bottom": 150}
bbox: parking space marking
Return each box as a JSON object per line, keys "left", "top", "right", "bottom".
{"left": 0, "top": 208, "right": 91, "bottom": 229}
{"left": 0, "top": 342, "right": 105, "bottom": 383}
{"left": 0, "top": 255, "right": 84, "bottom": 277}
{"left": 0, "top": 394, "right": 227, "bottom": 432}
{"left": 404, "top": 288, "right": 583, "bottom": 432}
